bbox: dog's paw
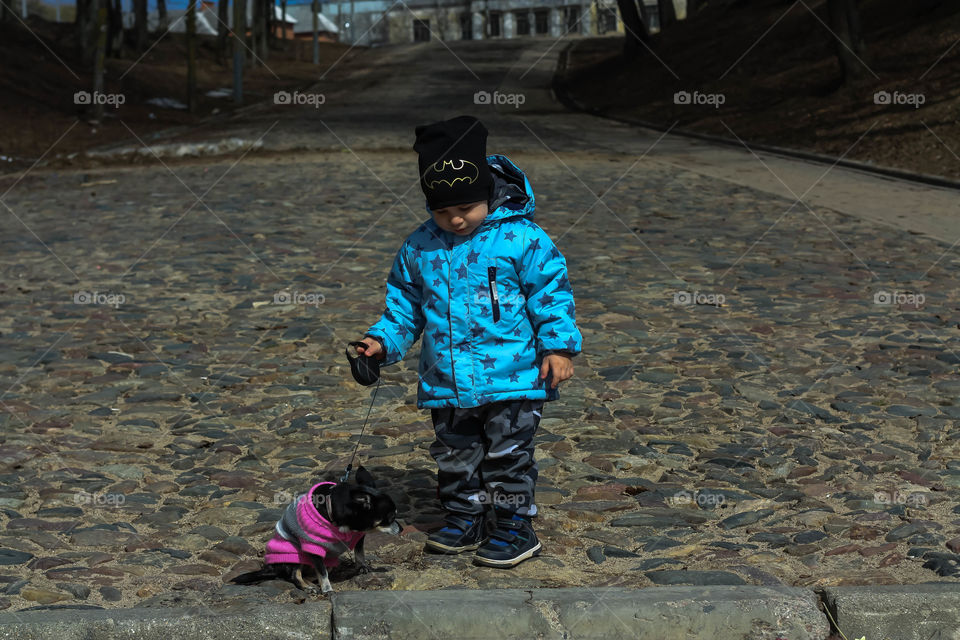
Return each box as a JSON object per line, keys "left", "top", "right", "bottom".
{"left": 356, "top": 562, "right": 371, "bottom": 575}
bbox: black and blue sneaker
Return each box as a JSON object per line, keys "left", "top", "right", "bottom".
{"left": 425, "top": 512, "right": 487, "bottom": 554}
{"left": 473, "top": 512, "right": 541, "bottom": 567}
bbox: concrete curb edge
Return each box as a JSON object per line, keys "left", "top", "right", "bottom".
{"left": 1, "top": 585, "right": 959, "bottom": 639}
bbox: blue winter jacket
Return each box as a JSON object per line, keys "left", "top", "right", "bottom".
{"left": 365, "top": 154, "right": 583, "bottom": 409}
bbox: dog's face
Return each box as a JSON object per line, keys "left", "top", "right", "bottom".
{"left": 325, "top": 466, "right": 401, "bottom": 534}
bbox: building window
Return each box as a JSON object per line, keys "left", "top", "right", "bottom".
{"left": 488, "top": 11, "right": 501, "bottom": 36}
{"left": 598, "top": 7, "right": 618, "bottom": 34}
{"left": 460, "top": 12, "right": 472, "bottom": 39}
{"left": 515, "top": 10, "right": 529, "bottom": 35}
{"left": 565, "top": 5, "right": 580, "bottom": 34}
{"left": 413, "top": 18, "right": 430, "bottom": 41}
{"left": 534, "top": 9, "right": 549, "bottom": 34}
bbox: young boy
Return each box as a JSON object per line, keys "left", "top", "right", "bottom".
{"left": 354, "top": 115, "right": 582, "bottom": 568}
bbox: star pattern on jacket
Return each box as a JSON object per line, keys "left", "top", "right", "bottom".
{"left": 364, "top": 155, "right": 583, "bottom": 410}
{"left": 424, "top": 291, "right": 441, "bottom": 312}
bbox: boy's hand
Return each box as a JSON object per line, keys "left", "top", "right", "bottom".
{"left": 355, "top": 337, "right": 386, "bottom": 361}
{"left": 540, "top": 354, "right": 573, "bottom": 389}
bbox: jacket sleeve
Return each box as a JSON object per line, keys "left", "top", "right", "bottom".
{"left": 517, "top": 223, "right": 583, "bottom": 357}
{"left": 365, "top": 242, "right": 425, "bottom": 366}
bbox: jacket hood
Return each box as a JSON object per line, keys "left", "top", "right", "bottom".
{"left": 483, "top": 154, "right": 535, "bottom": 225}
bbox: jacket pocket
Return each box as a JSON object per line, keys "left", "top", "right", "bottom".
{"left": 487, "top": 266, "right": 501, "bottom": 322}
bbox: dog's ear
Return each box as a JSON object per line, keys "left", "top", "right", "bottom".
{"left": 354, "top": 465, "right": 377, "bottom": 488}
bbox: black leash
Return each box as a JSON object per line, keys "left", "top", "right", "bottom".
{"left": 340, "top": 373, "right": 382, "bottom": 483}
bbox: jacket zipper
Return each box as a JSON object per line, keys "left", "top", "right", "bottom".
{"left": 487, "top": 266, "right": 500, "bottom": 322}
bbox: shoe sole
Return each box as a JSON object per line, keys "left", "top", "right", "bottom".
{"left": 424, "top": 539, "right": 485, "bottom": 554}
{"left": 473, "top": 541, "right": 542, "bottom": 567}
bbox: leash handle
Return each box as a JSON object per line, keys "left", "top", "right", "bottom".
{"left": 342, "top": 375, "right": 381, "bottom": 482}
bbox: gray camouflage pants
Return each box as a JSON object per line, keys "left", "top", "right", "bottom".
{"left": 429, "top": 399, "right": 543, "bottom": 518}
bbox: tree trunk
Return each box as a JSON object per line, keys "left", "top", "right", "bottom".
{"left": 107, "top": 0, "right": 123, "bottom": 57}
{"left": 312, "top": 0, "right": 319, "bottom": 63}
{"left": 91, "top": 0, "right": 108, "bottom": 121}
{"left": 217, "top": 0, "right": 229, "bottom": 62}
{"left": 134, "top": 0, "right": 147, "bottom": 50}
{"left": 261, "top": 0, "right": 270, "bottom": 61}
{"left": 251, "top": 0, "right": 265, "bottom": 65}
{"left": 77, "top": 0, "right": 100, "bottom": 66}
{"left": 657, "top": 0, "right": 675, "bottom": 30}
{"left": 616, "top": 0, "right": 648, "bottom": 57}
{"left": 233, "top": 0, "right": 245, "bottom": 103}
{"left": 349, "top": 0, "right": 355, "bottom": 42}
{"left": 157, "top": 0, "right": 167, "bottom": 31}
{"left": 826, "top": 0, "right": 868, "bottom": 83}
{"left": 187, "top": 0, "right": 197, "bottom": 112}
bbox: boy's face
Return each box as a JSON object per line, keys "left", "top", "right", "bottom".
{"left": 431, "top": 200, "right": 488, "bottom": 235}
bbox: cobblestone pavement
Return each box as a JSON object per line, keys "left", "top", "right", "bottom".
{"left": 1, "top": 37, "right": 959, "bottom": 612}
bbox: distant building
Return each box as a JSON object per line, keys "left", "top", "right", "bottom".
{"left": 284, "top": 4, "right": 341, "bottom": 41}
{"left": 320, "top": 0, "right": 659, "bottom": 46}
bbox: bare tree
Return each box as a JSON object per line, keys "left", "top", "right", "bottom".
{"left": 187, "top": 0, "right": 197, "bottom": 111}
{"left": 134, "top": 0, "right": 147, "bottom": 50}
{"left": 312, "top": 0, "right": 320, "bottom": 63}
{"left": 107, "top": 0, "right": 123, "bottom": 57}
{"left": 77, "top": 0, "right": 99, "bottom": 65}
{"left": 157, "top": 0, "right": 168, "bottom": 31}
{"left": 218, "top": 0, "right": 230, "bottom": 61}
{"left": 92, "top": 0, "right": 108, "bottom": 121}
{"left": 250, "top": 0, "right": 267, "bottom": 64}
{"left": 826, "top": 0, "right": 868, "bottom": 83}
{"left": 233, "top": 0, "right": 245, "bottom": 103}
{"left": 616, "top": 0, "right": 649, "bottom": 57}
{"left": 657, "top": 0, "right": 675, "bottom": 29}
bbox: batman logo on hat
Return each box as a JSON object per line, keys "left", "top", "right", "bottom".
{"left": 424, "top": 159, "right": 479, "bottom": 190}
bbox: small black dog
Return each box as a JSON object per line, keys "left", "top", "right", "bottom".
{"left": 232, "top": 467, "right": 400, "bottom": 594}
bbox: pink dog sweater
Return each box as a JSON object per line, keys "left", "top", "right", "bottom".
{"left": 264, "top": 482, "right": 365, "bottom": 568}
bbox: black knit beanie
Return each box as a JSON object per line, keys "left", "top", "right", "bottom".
{"left": 413, "top": 115, "right": 493, "bottom": 210}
